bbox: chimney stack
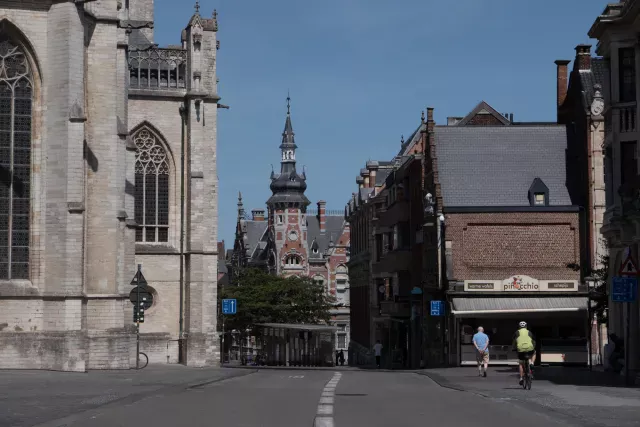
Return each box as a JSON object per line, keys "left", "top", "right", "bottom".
{"left": 366, "top": 160, "right": 379, "bottom": 188}
{"left": 317, "top": 200, "right": 326, "bottom": 233}
{"left": 426, "top": 107, "right": 435, "bottom": 131}
{"left": 554, "top": 59, "right": 571, "bottom": 107}
{"left": 360, "top": 168, "right": 370, "bottom": 188}
{"left": 251, "top": 209, "right": 265, "bottom": 221}
{"left": 575, "top": 44, "right": 592, "bottom": 71}
{"left": 356, "top": 175, "right": 364, "bottom": 189}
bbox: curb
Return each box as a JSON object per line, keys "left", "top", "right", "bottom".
{"left": 221, "top": 365, "right": 425, "bottom": 373}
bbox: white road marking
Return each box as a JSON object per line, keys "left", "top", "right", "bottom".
{"left": 314, "top": 372, "right": 342, "bottom": 427}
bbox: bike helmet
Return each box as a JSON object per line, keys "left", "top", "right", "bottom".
{"left": 519, "top": 321, "right": 527, "bottom": 328}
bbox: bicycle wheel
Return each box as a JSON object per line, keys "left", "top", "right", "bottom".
{"left": 137, "top": 352, "right": 149, "bottom": 369}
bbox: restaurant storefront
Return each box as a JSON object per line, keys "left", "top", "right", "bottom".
{"left": 448, "top": 275, "right": 589, "bottom": 366}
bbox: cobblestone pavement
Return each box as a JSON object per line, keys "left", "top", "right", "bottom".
{"left": 420, "top": 366, "right": 640, "bottom": 427}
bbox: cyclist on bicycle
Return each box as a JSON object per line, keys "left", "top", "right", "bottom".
{"left": 512, "top": 321, "right": 536, "bottom": 385}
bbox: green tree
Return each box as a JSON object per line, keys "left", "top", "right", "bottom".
{"left": 590, "top": 253, "right": 610, "bottom": 324}
{"left": 220, "top": 268, "right": 335, "bottom": 333}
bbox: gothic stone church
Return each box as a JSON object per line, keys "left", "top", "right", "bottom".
{"left": 0, "top": 1, "right": 221, "bottom": 371}
{"left": 230, "top": 101, "right": 351, "bottom": 352}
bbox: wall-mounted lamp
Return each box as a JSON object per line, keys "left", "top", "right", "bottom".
{"left": 194, "top": 98, "right": 202, "bottom": 122}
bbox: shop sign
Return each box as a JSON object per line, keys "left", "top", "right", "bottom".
{"left": 464, "top": 276, "right": 578, "bottom": 292}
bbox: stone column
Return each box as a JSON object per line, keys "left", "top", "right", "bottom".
{"left": 183, "top": 13, "right": 219, "bottom": 366}
{"left": 83, "top": 0, "right": 130, "bottom": 369}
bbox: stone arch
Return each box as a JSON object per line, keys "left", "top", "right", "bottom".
{"left": 336, "top": 264, "right": 348, "bottom": 274}
{"left": 130, "top": 122, "right": 177, "bottom": 245}
{"left": 0, "top": 19, "right": 44, "bottom": 284}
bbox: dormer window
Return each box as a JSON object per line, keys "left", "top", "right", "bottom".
{"left": 528, "top": 178, "right": 549, "bottom": 207}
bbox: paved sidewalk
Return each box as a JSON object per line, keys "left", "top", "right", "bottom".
{"left": 421, "top": 366, "right": 640, "bottom": 427}
{"left": 0, "top": 364, "right": 254, "bottom": 427}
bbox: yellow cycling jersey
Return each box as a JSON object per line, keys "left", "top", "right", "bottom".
{"left": 514, "top": 328, "right": 535, "bottom": 352}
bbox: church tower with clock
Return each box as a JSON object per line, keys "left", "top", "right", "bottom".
{"left": 266, "top": 97, "right": 311, "bottom": 276}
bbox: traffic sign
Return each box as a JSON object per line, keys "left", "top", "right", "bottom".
{"left": 130, "top": 270, "right": 148, "bottom": 286}
{"left": 430, "top": 300, "right": 444, "bottom": 316}
{"left": 612, "top": 276, "right": 638, "bottom": 302}
{"left": 129, "top": 286, "right": 153, "bottom": 309}
{"left": 222, "top": 298, "right": 237, "bottom": 315}
{"left": 618, "top": 253, "right": 639, "bottom": 276}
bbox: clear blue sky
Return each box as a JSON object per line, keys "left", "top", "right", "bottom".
{"left": 153, "top": 0, "right": 606, "bottom": 247}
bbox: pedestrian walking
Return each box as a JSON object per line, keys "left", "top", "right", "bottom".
{"left": 373, "top": 340, "right": 383, "bottom": 368}
{"left": 339, "top": 350, "right": 345, "bottom": 366}
{"left": 473, "top": 326, "right": 490, "bottom": 377}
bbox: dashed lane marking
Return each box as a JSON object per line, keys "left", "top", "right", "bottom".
{"left": 313, "top": 372, "right": 341, "bottom": 427}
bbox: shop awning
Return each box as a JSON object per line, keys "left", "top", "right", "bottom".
{"left": 450, "top": 297, "right": 588, "bottom": 316}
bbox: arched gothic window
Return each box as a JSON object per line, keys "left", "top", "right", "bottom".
{"left": 0, "top": 31, "right": 32, "bottom": 279}
{"left": 134, "top": 128, "right": 169, "bottom": 243}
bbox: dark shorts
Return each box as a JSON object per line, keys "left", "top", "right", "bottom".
{"left": 517, "top": 350, "right": 535, "bottom": 361}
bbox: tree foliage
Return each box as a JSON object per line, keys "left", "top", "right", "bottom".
{"left": 590, "top": 253, "right": 610, "bottom": 324}
{"left": 220, "top": 268, "right": 335, "bottom": 333}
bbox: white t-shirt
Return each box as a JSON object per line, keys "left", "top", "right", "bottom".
{"left": 374, "top": 343, "right": 383, "bottom": 356}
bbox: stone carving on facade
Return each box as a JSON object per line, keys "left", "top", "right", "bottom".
{"left": 591, "top": 84, "right": 605, "bottom": 117}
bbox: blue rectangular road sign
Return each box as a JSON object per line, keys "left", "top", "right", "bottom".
{"left": 612, "top": 277, "right": 638, "bottom": 302}
{"left": 222, "top": 298, "right": 237, "bottom": 315}
{"left": 430, "top": 301, "right": 444, "bottom": 316}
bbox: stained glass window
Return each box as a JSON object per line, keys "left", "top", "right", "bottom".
{"left": 134, "top": 128, "right": 169, "bottom": 243}
{"left": 0, "top": 30, "right": 32, "bottom": 280}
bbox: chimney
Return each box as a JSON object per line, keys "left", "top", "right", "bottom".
{"left": 356, "top": 175, "right": 364, "bottom": 189}
{"left": 317, "top": 201, "right": 326, "bottom": 233}
{"left": 251, "top": 209, "right": 265, "bottom": 221}
{"left": 360, "top": 168, "right": 370, "bottom": 188}
{"left": 509, "top": 113, "right": 514, "bottom": 123}
{"left": 554, "top": 59, "right": 571, "bottom": 107}
{"left": 426, "top": 107, "right": 435, "bottom": 131}
{"left": 575, "top": 44, "right": 592, "bottom": 71}
{"left": 366, "top": 160, "right": 379, "bottom": 188}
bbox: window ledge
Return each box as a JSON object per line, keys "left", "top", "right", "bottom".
{"left": 135, "top": 243, "right": 179, "bottom": 254}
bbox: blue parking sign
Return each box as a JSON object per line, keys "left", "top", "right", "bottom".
{"left": 222, "top": 298, "right": 237, "bottom": 315}
{"left": 431, "top": 301, "right": 444, "bottom": 316}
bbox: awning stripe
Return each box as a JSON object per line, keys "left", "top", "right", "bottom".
{"left": 451, "top": 297, "right": 588, "bottom": 315}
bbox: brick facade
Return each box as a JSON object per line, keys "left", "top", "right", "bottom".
{"left": 445, "top": 212, "right": 581, "bottom": 282}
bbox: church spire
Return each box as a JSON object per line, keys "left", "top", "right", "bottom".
{"left": 279, "top": 94, "right": 297, "bottom": 174}
{"left": 237, "top": 192, "right": 245, "bottom": 219}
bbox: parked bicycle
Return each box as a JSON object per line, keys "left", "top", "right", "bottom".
{"left": 137, "top": 351, "right": 149, "bottom": 370}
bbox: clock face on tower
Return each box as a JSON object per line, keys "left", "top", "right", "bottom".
{"left": 288, "top": 230, "right": 298, "bottom": 242}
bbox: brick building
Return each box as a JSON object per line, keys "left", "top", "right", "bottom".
{"left": 230, "top": 99, "right": 351, "bottom": 353}
{"left": 0, "top": 1, "right": 222, "bottom": 370}
{"left": 556, "top": 45, "right": 606, "bottom": 273}
{"left": 424, "top": 102, "right": 588, "bottom": 366}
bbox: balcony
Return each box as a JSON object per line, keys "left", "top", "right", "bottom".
{"left": 377, "top": 200, "right": 409, "bottom": 228}
{"left": 380, "top": 300, "right": 411, "bottom": 318}
{"left": 372, "top": 247, "right": 411, "bottom": 275}
{"left": 618, "top": 103, "right": 636, "bottom": 133}
{"left": 129, "top": 47, "right": 188, "bottom": 91}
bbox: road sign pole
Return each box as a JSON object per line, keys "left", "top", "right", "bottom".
{"left": 222, "top": 314, "right": 225, "bottom": 364}
{"left": 625, "top": 300, "right": 631, "bottom": 386}
{"left": 136, "top": 264, "right": 141, "bottom": 370}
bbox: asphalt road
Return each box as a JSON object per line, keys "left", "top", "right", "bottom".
{"left": 28, "top": 370, "right": 579, "bottom": 427}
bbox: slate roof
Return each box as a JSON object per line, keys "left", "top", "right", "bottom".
{"left": 307, "top": 215, "right": 347, "bottom": 260}
{"left": 397, "top": 124, "right": 422, "bottom": 157}
{"left": 579, "top": 57, "right": 605, "bottom": 107}
{"left": 241, "top": 220, "right": 269, "bottom": 260}
{"left": 434, "top": 125, "right": 572, "bottom": 207}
